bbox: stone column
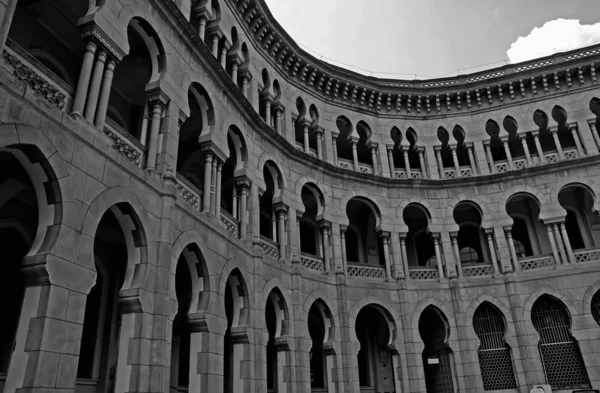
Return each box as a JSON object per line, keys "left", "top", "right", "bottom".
{"left": 520, "top": 136, "right": 533, "bottom": 167}
{"left": 340, "top": 225, "right": 348, "bottom": 273}
{"left": 83, "top": 49, "right": 107, "bottom": 122}
{"left": 236, "top": 178, "right": 251, "bottom": 240}
{"left": 545, "top": 224, "right": 560, "bottom": 266}
{"left": 417, "top": 147, "right": 427, "bottom": 178}
{"left": 296, "top": 211, "right": 303, "bottom": 255}
{"left": 386, "top": 146, "right": 395, "bottom": 178}
{"left": 302, "top": 123, "right": 310, "bottom": 153}
{"left": 403, "top": 149, "right": 411, "bottom": 179}
{"left": 351, "top": 138, "right": 359, "bottom": 170}
{"left": 332, "top": 135, "right": 339, "bottom": 167}
{"left": 589, "top": 122, "right": 600, "bottom": 151}
{"left": 379, "top": 231, "right": 392, "bottom": 279}
{"left": 231, "top": 61, "right": 239, "bottom": 83}
{"left": 390, "top": 232, "right": 404, "bottom": 279}
{"left": 549, "top": 126, "right": 565, "bottom": 160}
{"left": 559, "top": 222, "right": 575, "bottom": 263}
{"left": 432, "top": 233, "right": 444, "bottom": 280}
{"left": 552, "top": 223, "right": 567, "bottom": 264}
{"left": 502, "top": 137, "right": 514, "bottom": 170}
{"left": 265, "top": 98, "right": 272, "bottom": 127}
{"left": 146, "top": 99, "right": 165, "bottom": 171}
{"left": 570, "top": 125, "right": 585, "bottom": 157}
{"left": 466, "top": 144, "right": 478, "bottom": 175}
{"left": 434, "top": 147, "right": 445, "bottom": 178}
{"left": 370, "top": 144, "right": 379, "bottom": 175}
{"left": 450, "top": 145, "right": 460, "bottom": 175}
{"left": 484, "top": 141, "right": 496, "bottom": 173}
{"left": 219, "top": 45, "right": 229, "bottom": 69}
{"left": 0, "top": 0, "right": 17, "bottom": 53}
{"left": 202, "top": 152, "right": 213, "bottom": 212}
{"left": 485, "top": 228, "right": 500, "bottom": 274}
{"left": 274, "top": 203, "right": 288, "bottom": 261}
{"left": 198, "top": 16, "right": 208, "bottom": 40}
{"left": 532, "top": 131, "right": 545, "bottom": 163}
{"left": 273, "top": 104, "right": 284, "bottom": 134}
{"left": 399, "top": 233, "right": 410, "bottom": 279}
{"left": 319, "top": 221, "right": 331, "bottom": 272}
{"left": 94, "top": 57, "right": 118, "bottom": 130}
{"left": 504, "top": 226, "right": 521, "bottom": 272}
{"left": 215, "top": 161, "right": 223, "bottom": 216}
{"left": 72, "top": 40, "right": 97, "bottom": 116}
{"left": 210, "top": 33, "right": 219, "bottom": 57}
{"left": 450, "top": 232, "right": 462, "bottom": 278}
{"left": 240, "top": 70, "right": 251, "bottom": 99}
{"left": 210, "top": 158, "right": 217, "bottom": 215}
{"left": 139, "top": 103, "right": 150, "bottom": 146}
{"left": 315, "top": 131, "right": 324, "bottom": 160}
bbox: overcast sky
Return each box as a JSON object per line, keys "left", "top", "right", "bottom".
{"left": 263, "top": 0, "right": 600, "bottom": 79}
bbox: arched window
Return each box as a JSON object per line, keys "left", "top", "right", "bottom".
{"left": 558, "top": 184, "right": 597, "bottom": 251}
{"left": 265, "top": 289, "right": 288, "bottom": 392}
{"left": 300, "top": 185, "right": 324, "bottom": 257}
{"left": 551, "top": 105, "right": 577, "bottom": 150}
{"left": 259, "top": 162, "right": 282, "bottom": 242}
{"left": 473, "top": 303, "right": 517, "bottom": 391}
{"left": 531, "top": 295, "right": 590, "bottom": 389}
{"left": 485, "top": 120, "right": 507, "bottom": 163}
{"left": 403, "top": 204, "right": 435, "bottom": 267}
{"left": 532, "top": 110, "right": 555, "bottom": 154}
{"left": 453, "top": 202, "right": 488, "bottom": 267}
{"left": 170, "top": 249, "right": 193, "bottom": 391}
{"left": 592, "top": 290, "right": 600, "bottom": 326}
{"left": 223, "top": 270, "right": 248, "bottom": 393}
{"left": 345, "top": 198, "right": 382, "bottom": 266}
{"left": 419, "top": 306, "right": 455, "bottom": 393}
{"left": 336, "top": 116, "right": 354, "bottom": 166}
{"left": 506, "top": 194, "right": 546, "bottom": 257}
{"left": 308, "top": 304, "right": 326, "bottom": 389}
{"left": 356, "top": 121, "right": 373, "bottom": 166}
{"left": 295, "top": 98, "right": 308, "bottom": 148}
{"left": 221, "top": 126, "right": 247, "bottom": 218}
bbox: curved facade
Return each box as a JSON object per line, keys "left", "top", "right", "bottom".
{"left": 0, "top": 1, "right": 600, "bottom": 393}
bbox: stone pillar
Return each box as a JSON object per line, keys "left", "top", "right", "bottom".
{"left": 504, "top": 226, "right": 521, "bottom": 272}
{"left": 231, "top": 61, "right": 239, "bottom": 84}
{"left": 502, "top": 137, "right": 514, "bottom": 170}
{"left": 432, "top": 233, "right": 444, "bottom": 280}
{"left": 265, "top": 98, "right": 272, "bottom": 127}
{"left": 399, "top": 233, "right": 410, "bottom": 279}
{"left": 202, "top": 152, "right": 213, "bottom": 212}
{"left": 450, "top": 232, "right": 462, "bottom": 278}
{"left": 273, "top": 103, "right": 284, "bottom": 134}
{"left": 369, "top": 144, "right": 379, "bottom": 174}
{"left": 434, "top": 147, "right": 444, "bottom": 178}
{"left": 296, "top": 211, "right": 303, "bottom": 256}
{"left": 146, "top": 99, "right": 166, "bottom": 171}
{"left": 559, "top": 221, "right": 575, "bottom": 263}
{"left": 545, "top": 224, "right": 560, "bottom": 266}
{"left": 403, "top": 149, "right": 411, "bottom": 179}
{"left": 210, "top": 34, "right": 219, "bottom": 58}
{"left": 303, "top": 123, "right": 310, "bottom": 153}
{"left": 215, "top": 161, "right": 223, "bottom": 215}
{"left": 417, "top": 147, "right": 427, "bottom": 178}
{"left": 390, "top": 232, "right": 404, "bottom": 279}
{"left": 552, "top": 223, "right": 567, "bottom": 264}
{"left": 139, "top": 103, "right": 150, "bottom": 146}
{"left": 319, "top": 221, "right": 331, "bottom": 272}
{"left": 484, "top": 141, "right": 496, "bottom": 173}
{"left": 240, "top": 70, "right": 251, "bottom": 99}
{"left": 386, "top": 146, "right": 395, "bottom": 178}
{"left": 94, "top": 57, "right": 118, "bottom": 130}
{"left": 379, "top": 231, "right": 392, "bottom": 279}
{"left": 210, "top": 158, "right": 217, "bottom": 215}
{"left": 274, "top": 202, "right": 288, "bottom": 261}
{"left": 315, "top": 130, "right": 323, "bottom": 160}
{"left": 83, "top": 49, "right": 107, "bottom": 122}
{"left": 570, "top": 125, "right": 585, "bottom": 157}
{"left": 450, "top": 145, "right": 460, "bottom": 175}
{"left": 332, "top": 135, "right": 339, "bottom": 167}
{"left": 71, "top": 40, "right": 97, "bottom": 116}
{"left": 589, "top": 122, "right": 600, "bottom": 151}
{"left": 0, "top": 0, "right": 17, "bottom": 53}
{"left": 532, "top": 131, "right": 545, "bottom": 163}
{"left": 220, "top": 45, "right": 228, "bottom": 69}
{"left": 466, "top": 143, "right": 478, "bottom": 175}
{"left": 340, "top": 225, "right": 348, "bottom": 273}
{"left": 485, "top": 228, "right": 500, "bottom": 274}
{"left": 549, "top": 126, "right": 565, "bottom": 160}
{"left": 520, "top": 136, "right": 533, "bottom": 167}
{"left": 351, "top": 138, "right": 359, "bottom": 171}
{"left": 198, "top": 16, "right": 208, "bottom": 40}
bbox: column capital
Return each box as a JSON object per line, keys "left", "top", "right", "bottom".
{"left": 398, "top": 232, "right": 408, "bottom": 240}
{"left": 310, "top": 124, "right": 324, "bottom": 136}
{"left": 377, "top": 230, "right": 391, "bottom": 242}
{"left": 368, "top": 141, "right": 379, "bottom": 151}
{"left": 273, "top": 201, "right": 289, "bottom": 215}
{"left": 567, "top": 122, "right": 579, "bottom": 132}
{"left": 484, "top": 228, "right": 495, "bottom": 237}
{"left": 271, "top": 101, "right": 285, "bottom": 114}
{"left": 259, "top": 89, "right": 274, "bottom": 102}
{"left": 530, "top": 129, "right": 540, "bottom": 138}
{"left": 386, "top": 144, "right": 395, "bottom": 152}
{"left": 483, "top": 139, "right": 492, "bottom": 148}
{"left": 234, "top": 175, "right": 252, "bottom": 190}
{"left": 192, "top": 3, "right": 213, "bottom": 21}
{"left": 449, "top": 143, "right": 457, "bottom": 151}
{"left": 588, "top": 119, "right": 597, "bottom": 131}
{"left": 416, "top": 146, "right": 425, "bottom": 155}
{"left": 339, "top": 224, "right": 348, "bottom": 234}
{"left": 226, "top": 51, "right": 243, "bottom": 66}
{"left": 318, "top": 219, "right": 332, "bottom": 232}
{"left": 199, "top": 141, "right": 228, "bottom": 163}
{"left": 147, "top": 87, "right": 170, "bottom": 109}
{"left": 296, "top": 117, "right": 311, "bottom": 129}
{"left": 503, "top": 225, "right": 513, "bottom": 234}
{"left": 434, "top": 145, "right": 443, "bottom": 153}
{"left": 238, "top": 66, "right": 252, "bottom": 81}
{"left": 432, "top": 232, "right": 441, "bottom": 243}
{"left": 500, "top": 135, "right": 510, "bottom": 144}
{"left": 79, "top": 22, "right": 126, "bottom": 61}
{"left": 543, "top": 217, "right": 566, "bottom": 226}
{"left": 548, "top": 125, "right": 559, "bottom": 135}
{"left": 464, "top": 142, "right": 474, "bottom": 150}
{"left": 449, "top": 231, "right": 459, "bottom": 240}
{"left": 207, "top": 25, "right": 224, "bottom": 40}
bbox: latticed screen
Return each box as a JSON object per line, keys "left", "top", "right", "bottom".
{"left": 592, "top": 290, "right": 600, "bottom": 326}
{"left": 531, "top": 296, "right": 590, "bottom": 389}
{"left": 473, "top": 303, "right": 517, "bottom": 391}
{"left": 424, "top": 347, "right": 455, "bottom": 393}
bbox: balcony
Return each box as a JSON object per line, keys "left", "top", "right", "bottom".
{"left": 518, "top": 254, "right": 555, "bottom": 271}
{"left": 103, "top": 117, "right": 146, "bottom": 168}
{"left": 408, "top": 266, "right": 439, "bottom": 280}
{"left": 573, "top": 247, "right": 600, "bottom": 263}
{"left": 220, "top": 208, "right": 239, "bottom": 238}
{"left": 259, "top": 235, "right": 279, "bottom": 260}
{"left": 175, "top": 173, "right": 201, "bottom": 211}
{"left": 347, "top": 263, "right": 386, "bottom": 280}
{"left": 300, "top": 252, "right": 324, "bottom": 273}
{"left": 393, "top": 168, "right": 423, "bottom": 179}
{"left": 461, "top": 263, "right": 494, "bottom": 277}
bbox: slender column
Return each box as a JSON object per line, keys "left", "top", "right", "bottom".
{"left": 379, "top": 232, "right": 392, "bottom": 279}
{"left": 241, "top": 75, "right": 249, "bottom": 98}
{"left": 451, "top": 146, "right": 460, "bottom": 175}
{"left": 319, "top": 222, "right": 331, "bottom": 272}
{"left": 296, "top": 212, "right": 302, "bottom": 255}
{"left": 549, "top": 127, "right": 565, "bottom": 160}
{"left": 300, "top": 124, "right": 309, "bottom": 153}
{"left": 450, "top": 232, "right": 462, "bottom": 278}
{"left": 71, "top": 40, "right": 97, "bottom": 116}
{"left": 210, "top": 158, "right": 217, "bottom": 215}
{"left": 215, "top": 161, "right": 223, "bottom": 215}
{"left": 485, "top": 228, "right": 500, "bottom": 274}
{"left": 520, "top": 136, "right": 533, "bottom": 166}
{"left": 532, "top": 132, "right": 545, "bottom": 163}
{"left": 502, "top": 138, "right": 514, "bottom": 170}
{"left": 351, "top": 140, "right": 359, "bottom": 170}
{"left": 484, "top": 142, "right": 497, "bottom": 173}
{"left": 232, "top": 191, "right": 238, "bottom": 219}
{"left": 432, "top": 233, "right": 444, "bottom": 280}
{"left": 340, "top": 225, "right": 348, "bottom": 273}
{"left": 332, "top": 135, "right": 339, "bottom": 167}
{"left": 434, "top": 147, "right": 445, "bottom": 178}
{"left": 231, "top": 61, "right": 239, "bottom": 83}
{"left": 403, "top": 150, "right": 411, "bottom": 179}
{"left": 417, "top": 148, "right": 427, "bottom": 178}
{"left": 589, "top": 122, "right": 600, "bottom": 151}
{"left": 139, "top": 103, "right": 150, "bottom": 145}
{"left": 545, "top": 224, "right": 560, "bottom": 266}
{"left": 83, "top": 49, "right": 107, "bottom": 122}
{"left": 504, "top": 226, "right": 520, "bottom": 272}
{"left": 570, "top": 126, "right": 585, "bottom": 157}
{"left": 220, "top": 46, "right": 228, "bottom": 69}
{"left": 94, "top": 57, "right": 117, "bottom": 130}
{"left": 237, "top": 181, "right": 250, "bottom": 239}
{"left": 399, "top": 233, "right": 410, "bottom": 279}
{"left": 316, "top": 131, "right": 323, "bottom": 160}
{"left": 559, "top": 222, "right": 575, "bottom": 263}
{"left": 553, "top": 223, "right": 567, "bottom": 264}
{"left": 202, "top": 152, "right": 213, "bottom": 212}
{"left": 265, "top": 99, "right": 272, "bottom": 126}
{"left": 145, "top": 101, "right": 163, "bottom": 171}
{"left": 466, "top": 144, "right": 477, "bottom": 175}
{"left": 198, "top": 16, "right": 208, "bottom": 40}
{"left": 274, "top": 203, "right": 288, "bottom": 260}
{"left": 370, "top": 145, "right": 378, "bottom": 174}
{"left": 274, "top": 109, "right": 283, "bottom": 134}
{"left": 211, "top": 34, "right": 219, "bottom": 57}
{"left": 387, "top": 146, "right": 395, "bottom": 178}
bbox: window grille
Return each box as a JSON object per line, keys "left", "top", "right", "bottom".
{"left": 513, "top": 239, "right": 527, "bottom": 257}
{"left": 473, "top": 304, "right": 517, "bottom": 391}
{"left": 531, "top": 296, "right": 590, "bottom": 389}
{"left": 592, "top": 291, "right": 600, "bottom": 326}
{"left": 424, "top": 347, "right": 455, "bottom": 393}
{"left": 459, "top": 247, "right": 479, "bottom": 264}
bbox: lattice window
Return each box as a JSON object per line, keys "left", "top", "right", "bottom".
{"left": 531, "top": 296, "right": 590, "bottom": 389}
{"left": 513, "top": 239, "right": 526, "bottom": 256}
{"left": 592, "top": 290, "right": 600, "bottom": 326}
{"left": 424, "top": 347, "right": 455, "bottom": 393}
{"left": 473, "top": 303, "right": 517, "bottom": 391}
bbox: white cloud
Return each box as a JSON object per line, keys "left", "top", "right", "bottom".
{"left": 507, "top": 19, "right": 600, "bottom": 63}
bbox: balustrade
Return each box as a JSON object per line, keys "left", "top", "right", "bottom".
{"left": 300, "top": 252, "right": 325, "bottom": 273}
{"left": 573, "top": 248, "right": 600, "bottom": 263}
{"left": 220, "top": 208, "right": 239, "bottom": 237}
{"left": 462, "top": 264, "right": 494, "bottom": 277}
{"left": 259, "top": 235, "right": 279, "bottom": 260}
{"left": 104, "top": 117, "right": 146, "bottom": 167}
{"left": 408, "top": 267, "right": 439, "bottom": 280}
{"left": 346, "top": 263, "right": 386, "bottom": 279}
{"left": 518, "top": 254, "right": 555, "bottom": 271}
{"left": 176, "top": 173, "right": 201, "bottom": 210}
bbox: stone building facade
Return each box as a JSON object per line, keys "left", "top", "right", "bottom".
{"left": 0, "top": 0, "right": 600, "bottom": 393}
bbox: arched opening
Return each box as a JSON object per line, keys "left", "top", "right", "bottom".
{"left": 506, "top": 194, "right": 548, "bottom": 258}
{"left": 473, "top": 302, "right": 517, "bottom": 391}
{"left": 221, "top": 126, "right": 247, "bottom": 218}
{"left": 590, "top": 98, "right": 600, "bottom": 131}
{"left": 403, "top": 204, "right": 435, "bottom": 267}
{"left": 265, "top": 289, "right": 288, "bottom": 393}
{"left": 437, "top": 127, "right": 453, "bottom": 172}
{"left": 533, "top": 110, "right": 556, "bottom": 160}
{"left": 453, "top": 202, "right": 488, "bottom": 266}
{"left": 259, "top": 162, "right": 282, "bottom": 243}
{"left": 0, "top": 150, "right": 39, "bottom": 386}
{"left": 308, "top": 302, "right": 329, "bottom": 390}
{"left": 531, "top": 295, "right": 590, "bottom": 389}
{"left": 336, "top": 116, "right": 354, "bottom": 167}
{"left": 345, "top": 198, "right": 382, "bottom": 266}
{"left": 502, "top": 116, "right": 526, "bottom": 163}
{"left": 307, "top": 104, "right": 320, "bottom": 154}
{"left": 356, "top": 121, "right": 373, "bottom": 166}
{"left": 259, "top": 69, "right": 271, "bottom": 123}
{"left": 7, "top": 0, "right": 88, "bottom": 89}
{"left": 355, "top": 305, "right": 395, "bottom": 392}
{"left": 300, "top": 184, "right": 323, "bottom": 257}
{"left": 591, "top": 290, "right": 600, "bottom": 326}
{"left": 551, "top": 105, "right": 576, "bottom": 151}
{"left": 452, "top": 126, "right": 470, "bottom": 168}
{"left": 294, "top": 97, "right": 308, "bottom": 148}
{"left": 558, "top": 184, "right": 599, "bottom": 251}
{"left": 485, "top": 120, "right": 507, "bottom": 167}
{"left": 107, "top": 18, "right": 165, "bottom": 141}
{"left": 237, "top": 43, "right": 250, "bottom": 88}
{"left": 223, "top": 270, "right": 248, "bottom": 393}
{"left": 419, "top": 306, "right": 455, "bottom": 393}
{"left": 390, "top": 127, "right": 404, "bottom": 174}
{"left": 203, "top": 0, "right": 221, "bottom": 48}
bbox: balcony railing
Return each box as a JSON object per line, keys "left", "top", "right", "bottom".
{"left": 220, "top": 208, "right": 239, "bottom": 237}
{"left": 338, "top": 157, "right": 353, "bottom": 170}
{"left": 563, "top": 146, "right": 579, "bottom": 161}
{"left": 259, "top": 235, "right": 279, "bottom": 260}
{"left": 444, "top": 168, "right": 457, "bottom": 179}
{"left": 544, "top": 151, "right": 559, "bottom": 164}
{"left": 573, "top": 247, "right": 600, "bottom": 263}
{"left": 518, "top": 254, "right": 555, "bottom": 271}
{"left": 495, "top": 160, "right": 509, "bottom": 173}
{"left": 300, "top": 252, "right": 324, "bottom": 272}
{"left": 394, "top": 168, "right": 423, "bottom": 179}
{"left": 462, "top": 264, "right": 494, "bottom": 277}
{"left": 357, "top": 163, "right": 374, "bottom": 174}
{"left": 347, "top": 263, "right": 386, "bottom": 279}
{"left": 176, "top": 173, "right": 201, "bottom": 210}
{"left": 408, "top": 267, "right": 438, "bottom": 280}
{"left": 459, "top": 165, "right": 473, "bottom": 177}
{"left": 513, "top": 158, "right": 527, "bottom": 170}
{"left": 104, "top": 117, "right": 146, "bottom": 167}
